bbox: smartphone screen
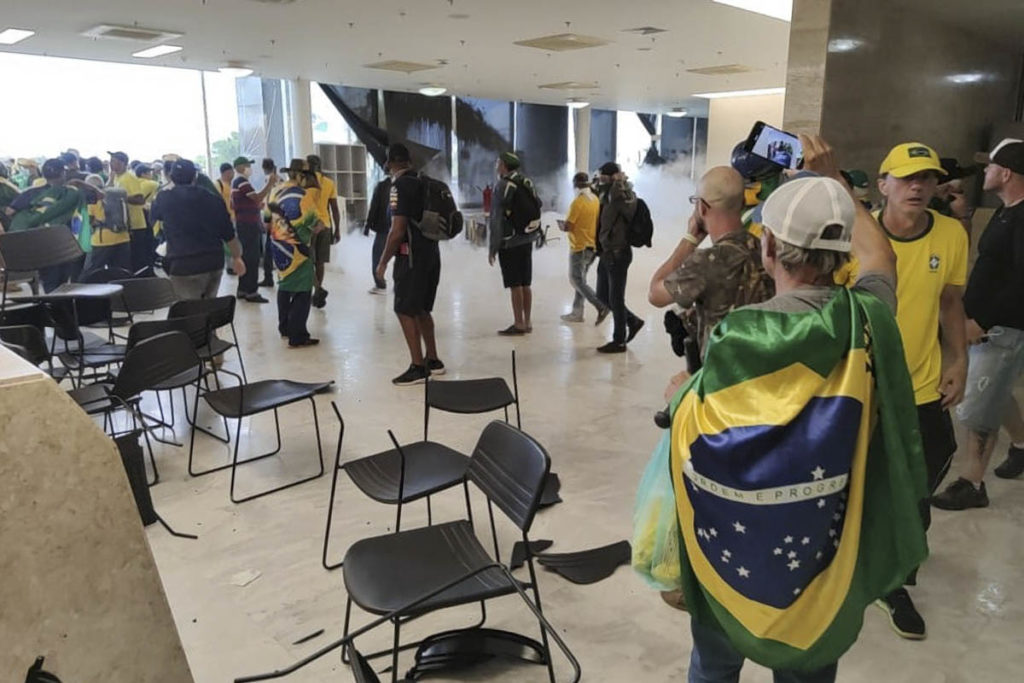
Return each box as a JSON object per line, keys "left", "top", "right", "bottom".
{"left": 745, "top": 121, "right": 803, "bottom": 170}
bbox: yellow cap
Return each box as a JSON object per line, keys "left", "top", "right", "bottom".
{"left": 879, "top": 142, "right": 946, "bottom": 178}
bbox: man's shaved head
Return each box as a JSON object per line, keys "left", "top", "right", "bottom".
{"left": 699, "top": 166, "right": 745, "bottom": 212}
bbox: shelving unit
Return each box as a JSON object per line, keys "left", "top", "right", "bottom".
{"left": 315, "top": 143, "right": 369, "bottom": 230}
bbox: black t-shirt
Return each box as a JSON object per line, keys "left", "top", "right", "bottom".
{"left": 964, "top": 201, "right": 1024, "bottom": 330}
{"left": 388, "top": 170, "right": 439, "bottom": 264}
{"left": 150, "top": 184, "right": 236, "bottom": 276}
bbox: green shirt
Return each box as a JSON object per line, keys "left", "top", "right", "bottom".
{"left": 8, "top": 184, "right": 83, "bottom": 232}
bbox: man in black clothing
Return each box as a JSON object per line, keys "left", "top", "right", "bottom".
{"left": 489, "top": 152, "right": 540, "bottom": 335}
{"left": 933, "top": 139, "right": 1024, "bottom": 509}
{"left": 595, "top": 161, "right": 645, "bottom": 353}
{"left": 150, "top": 159, "right": 245, "bottom": 300}
{"left": 375, "top": 143, "right": 445, "bottom": 385}
{"left": 365, "top": 175, "right": 392, "bottom": 294}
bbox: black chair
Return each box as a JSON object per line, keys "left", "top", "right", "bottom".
{"left": 192, "top": 378, "right": 332, "bottom": 503}
{"left": 0, "top": 226, "right": 82, "bottom": 312}
{"left": 47, "top": 298, "right": 124, "bottom": 386}
{"left": 168, "top": 296, "right": 247, "bottom": 382}
{"left": 424, "top": 350, "right": 520, "bottom": 440}
{"left": 79, "top": 267, "right": 133, "bottom": 327}
{"left": 67, "top": 331, "right": 204, "bottom": 485}
{"left": 340, "top": 420, "right": 563, "bottom": 682}
{"left": 0, "top": 324, "right": 56, "bottom": 372}
{"left": 322, "top": 402, "right": 471, "bottom": 570}
{"left": 112, "top": 277, "right": 179, "bottom": 319}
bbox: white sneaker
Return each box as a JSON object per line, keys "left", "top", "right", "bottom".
{"left": 368, "top": 287, "right": 386, "bottom": 295}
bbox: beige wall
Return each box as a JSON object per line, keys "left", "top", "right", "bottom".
{"left": 706, "top": 93, "right": 786, "bottom": 169}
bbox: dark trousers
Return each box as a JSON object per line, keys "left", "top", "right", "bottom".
{"left": 82, "top": 243, "right": 131, "bottom": 277}
{"left": 262, "top": 230, "right": 274, "bottom": 282}
{"left": 371, "top": 230, "right": 388, "bottom": 289}
{"left": 39, "top": 256, "right": 85, "bottom": 293}
{"left": 236, "top": 222, "right": 262, "bottom": 295}
{"left": 277, "top": 289, "right": 312, "bottom": 345}
{"left": 129, "top": 228, "right": 154, "bottom": 275}
{"left": 689, "top": 620, "right": 837, "bottom": 683}
{"left": 596, "top": 248, "right": 640, "bottom": 344}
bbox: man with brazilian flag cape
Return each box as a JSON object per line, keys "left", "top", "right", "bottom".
{"left": 641, "top": 139, "right": 928, "bottom": 681}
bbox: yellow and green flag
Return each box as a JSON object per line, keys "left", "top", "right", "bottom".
{"left": 671, "top": 287, "right": 927, "bottom": 671}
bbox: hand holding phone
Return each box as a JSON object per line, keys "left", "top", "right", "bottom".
{"left": 744, "top": 121, "right": 804, "bottom": 170}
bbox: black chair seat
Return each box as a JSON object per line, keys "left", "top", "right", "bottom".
{"left": 60, "top": 343, "right": 126, "bottom": 369}
{"left": 198, "top": 335, "right": 233, "bottom": 359}
{"left": 68, "top": 383, "right": 138, "bottom": 415}
{"left": 151, "top": 364, "right": 204, "bottom": 391}
{"left": 203, "top": 379, "right": 332, "bottom": 418}
{"left": 427, "top": 378, "right": 515, "bottom": 414}
{"left": 344, "top": 520, "right": 516, "bottom": 616}
{"left": 346, "top": 441, "right": 469, "bottom": 504}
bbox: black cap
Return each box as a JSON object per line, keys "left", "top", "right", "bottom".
{"left": 85, "top": 157, "right": 103, "bottom": 174}
{"left": 219, "top": 162, "right": 234, "bottom": 174}
{"left": 169, "top": 158, "right": 198, "bottom": 185}
{"left": 135, "top": 164, "right": 153, "bottom": 176}
{"left": 386, "top": 143, "right": 411, "bottom": 164}
{"left": 59, "top": 152, "right": 78, "bottom": 166}
{"left": 42, "top": 158, "right": 65, "bottom": 180}
{"left": 108, "top": 151, "right": 129, "bottom": 164}
{"left": 599, "top": 161, "right": 620, "bottom": 176}
{"left": 975, "top": 139, "right": 1024, "bottom": 175}
{"left": 940, "top": 157, "right": 979, "bottom": 180}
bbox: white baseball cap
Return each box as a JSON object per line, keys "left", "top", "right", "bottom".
{"left": 761, "top": 176, "right": 855, "bottom": 253}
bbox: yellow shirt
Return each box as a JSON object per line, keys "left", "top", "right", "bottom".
{"left": 314, "top": 172, "right": 337, "bottom": 228}
{"left": 113, "top": 172, "right": 148, "bottom": 230}
{"left": 89, "top": 195, "right": 131, "bottom": 247}
{"left": 565, "top": 190, "right": 599, "bottom": 251}
{"left": 848, "top": 209, "right": 967, "bottom": 404}
{"left": 216, "top": 178, "right": 235, "bottom": 221}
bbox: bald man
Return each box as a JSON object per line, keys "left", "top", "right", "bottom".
{"left": 649, "top": 166, "right": 775, "bottom": 359}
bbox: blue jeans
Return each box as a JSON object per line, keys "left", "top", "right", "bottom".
{"left": 689, "top": 620, "right": 837, "bottom": 683}
{"left": 569, "top": 248, "right": 605, "bottom": 316}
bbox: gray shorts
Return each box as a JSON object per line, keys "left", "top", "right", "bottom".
{"left": 170, "top": 269, "right": 223, "bottom": 300}
{"left": 956, "top": 326, "right": 1024, "bottom": 433}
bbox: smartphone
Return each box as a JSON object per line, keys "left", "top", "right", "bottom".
{"left": 744, "top": 121, "right": 803, "bottom": 170}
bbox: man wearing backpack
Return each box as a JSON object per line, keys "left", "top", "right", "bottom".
{"left": 595, "top": 162, "right": 645, "bottom": 353}
{"left": 488, "top": 152, "right": 541, "bottom": 335}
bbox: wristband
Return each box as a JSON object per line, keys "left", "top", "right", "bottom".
{"left": 683, "top": 233, "right": 701, "bottom": 246}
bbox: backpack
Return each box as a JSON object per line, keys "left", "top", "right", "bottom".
{"left": 416, "top": 175, "right": 463, "bottom": 241}
{"left": 627, "top": 198, "right": 654, "bottom": 248}
{"left": 501, "top": 174, "right": 543, "bottom": 242}
{"left": 101, "top": 186, "right": 129, "bottom": 233}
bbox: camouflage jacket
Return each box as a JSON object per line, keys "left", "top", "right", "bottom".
{"left": 663, "top": 230, "right": 774, "bottom": 351}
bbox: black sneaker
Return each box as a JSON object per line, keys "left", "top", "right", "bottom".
{"left": 426, "top": 358, "right": 446, "bottom": 376}
{"left": 244, "top": 293, "right": 269, "bottom": 303}
{"left": 392, "top": 364, "right": 430, "bottom": 386}
{"left": 312, "top": 289, "right": 328, "bottom": 309}
{"left": 930, "top": 477, "right": 989, "bottom": 510}
{"left": 626, "top": 317, "right": 645, "bottom": 343}
{"left": 994, "top": 446, "right": 1024, "bottom": 479}
{"left": 875, "top": 588, "right": 925, "bottom": 640}
{"left": 595, "top": 309, "right": 611, "bottom": 326}
{"left": 259, "top": 277, "right": 275, "bottom": 288}
{"left": 288, "top": 338, "right": 320, "bottom": 348}
{"left": 597, "top": 341, "right": 627, "bottom": 354}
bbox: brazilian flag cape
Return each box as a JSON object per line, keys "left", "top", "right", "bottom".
{"left": 670, "top": 286, "right": 927, "bottom": 671}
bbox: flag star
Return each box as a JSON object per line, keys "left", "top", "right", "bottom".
{"left": 737, "top": 566, "right": 750, "bottom": 578}
{"left": 733, "top": 521, "right": 746, "bottom": 534}
{"left": 709, "top": 527, "right": 718, "bottom": 538}
{"left": 723, "top": 549, "right": 732, "bottom": 558}
{"left": 773, "top": 547, "right": 783, "bottom": 556}
{"left": 833, "top": 539, "right": 840, "bottom": 548}
{"left": 828, "top": 528, "right": 837, "bottom": 537}
{"left": 816, "top": 551, "right": 823, "bottom": 560}
{"left": 817, "top": 499, "right": 826, "bottom": 509}
{"left": 793, "top": 588, "right": 802, "bottom": 596}
{"left": 788, "top": 559, "right": 801, "bottom": 571}
{"left": 721, "top": 554, "right": 730, "bottom": 564}
{"left": 697, "top": 528, "right": 706, "bottom": 539}
{"left": 833, "top": 513, "right": 841, "bottom": 521}
{"left": 787, "top": 550, "right": 797, "bottom": 559}
{"left": 811, "top": 466, "right": 826, "bottom": 480}
{"left": 801, "top": 537, "right": 810, "bottom": 545}
{"left": 784, "top": 535, "right": 793, "bottom": 544}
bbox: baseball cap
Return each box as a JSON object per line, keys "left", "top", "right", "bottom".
{"left": 499, "top": 152, "right": 521, "bottom": 170}
{"left": 169, "top": 158, "right": 198, "bottom": 184}
{"left": 975, "top": 138, "right": 1024, "bottom": 175}
{"left": 233, "top": 155, "right": 255, "bottom": 168}
{"left": 761, "top": 176, "right": 855, "bottom": 253}
{"left": 939, "top": 157, "right": 979, "bottom": 180}
{"left": 879, "top": 143, "right": 946, "bottom": 178}
{"left": 219, "top": 162, "right": 234, "bottom": 173}
{"left": 108, "top": 151, "right": 129, "bottom": 164}
{"left": 386, "top": 143, "right": 411, "bottom": 164}
{"left": 41, "top": 158, "right": 65, "bottom": 180}
{"left": 135, "top": 163, "right": 153, "bottom": 176}
{"left": 599, "top": 161, "right": 620, "bottom": 176}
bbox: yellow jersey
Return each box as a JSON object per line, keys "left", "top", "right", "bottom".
{"left": 113, "top": 172, "right": 148, "bottom": 230}
{"left": 565, "top": 190, "right": 599, "bottom": 251}
{"left": 314, "top": 172, "right": 337, "bottom": 228}
{"left": 216, "top": 178, "right": 234, "bottom": 221}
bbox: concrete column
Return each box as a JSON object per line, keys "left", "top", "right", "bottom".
{"left": 287, "top": 78, "right": 315, "bottom": 158}
{"left": 574, "top": 106, "right": 591, "bottom": 173}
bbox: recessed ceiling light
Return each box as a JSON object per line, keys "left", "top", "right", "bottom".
{"left": 693, "top": 87, "right": 785, "bottom": 99}
{"left": 219, "top": 65, "right": 254, "bottom": 78}
{"left": 713, "top": 0, "right": 792, "bottom": 22}
{"left": 567, "top": 99, "right": 590, "bottom": 109}
{"left": 828, "top": 38, "right": 864, "bottom": 53}
{"left": 132, "top": 44, "right": 183, "bottom": 59}
{"left": 0, "top": 28, "right": 35, "bottom": 45}
{"left": 946, "top": 72, "right": 990, "bottom": 84}
{"left": 665, "top": 107, "right": 688, "bottom": 118}
{"left": 419, "top": 86, "right": 447, "bottom": 96}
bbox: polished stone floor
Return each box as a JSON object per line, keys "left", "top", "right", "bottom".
{"left": 137, "top": 227, "right": 1024, "bottom": 683}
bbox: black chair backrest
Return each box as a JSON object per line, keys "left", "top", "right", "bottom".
{"left": 45, "top": 298, "right": 112, "bottom": 341}
{"left": 466, "top": 421, "right": 551, "bottom": 533}
{"left": 111, "top": 277, "right": 179, "bottom": 314}
{"left": 111, "top": 331, "right": 201, "bottom": 400}
{"left": 349, "top": 647, "right": 380, "bottom": 683}
{"left": 80, "top": 267, "right": 133, "bottom": 284}
{"left": 0, "top": 226, "right": 83, "bottom": 273}
{"left": 0, "top": 325, "right": 49, "bottom": 365}
{"left": 113, "top": 432, "right": 158, "bottom": 526}
{"left": 168, "top": 295, "right": 235, "bottom": 330}
{"left": 127, "top": 314, "right": 209, "bottom": 351}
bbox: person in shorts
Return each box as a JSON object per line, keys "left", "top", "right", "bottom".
{"left": 375, "top": 143, "right": 445, "bottom": 385}
{"left": 488, "top": 152, "right": 539, "bottom": 335}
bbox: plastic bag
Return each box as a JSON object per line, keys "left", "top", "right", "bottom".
{"left": 631, "top": 430, "right": 683, "bottom": 591}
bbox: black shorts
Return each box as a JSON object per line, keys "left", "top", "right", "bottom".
{"left": 393, "top": 254, "right": 441, "bottom": 316}
{"left": 917, "top": 400, "right": 957, "bottom": 493}
{"left": 311, "top": 228, "right": 332, "bottom": 263}
{"left": 498, "top": 243, "right": 533, "bottom": 288}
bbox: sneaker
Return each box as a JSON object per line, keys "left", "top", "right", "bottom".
{"left": 426, "top": 358, "right": 446, "bottom": 376}
{"left": 595, "top": 309, "right": 611, "bottom": 326}
{"left": 392, "top": 364, "right": 430, "bottom": 386}
{"left": 561, "top": 313, "right": 584, "bottom": 323}
{"left": 498, "top": 325, "right": 527, "bottom": 336}
{"left": 368, "top": 287, "right": 387, "bottom": 295}
{"left": 930, "top": 477, "right": 989, "bottom": 510}
{"left": 244, "top": 293, "right": 269, "bottom": 303}
{"left": 258, "top": 277, "right": 275, "bottom": 288}
{"left": 597, "top": 341, "right": 627, "bottom": 354}
{"left": 626, "top": 317, "right": 645, "bottom": 343}
{"left": 288, "top": 338, "right": 320, "bottom": 348}
{"left": 312, "top": 289, "right": 328, "bottom": 309}
{"left": 994, "top": 445, "right": 1024, "bottom": 479}
{"left": 875, "top": 588, "right": 925, "bottom": 640}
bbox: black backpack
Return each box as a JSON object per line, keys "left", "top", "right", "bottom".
{"left": 502, "top": 174, "right": 543, "bottom": 242}
{"left": 416, "top": 175, "right": 463, "bottom": 241}
{"left": 628, "top": 197, "right": 654, "bottom": 248}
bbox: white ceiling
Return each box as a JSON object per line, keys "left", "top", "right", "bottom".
{"left": 0, "top": 0, "right": 793, "bottom": 114}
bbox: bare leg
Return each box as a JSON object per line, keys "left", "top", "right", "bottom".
{"left": 397, "top": 313, "right": 424, "bottom": 365}
{"left": 418, "top": 313, "right": 438, "bottom": 361}
{"left": 1003, "top": 396, "right": 1024, "bottom": 444}
{"left": 523, "top": 286, "right": 532, "bottom": 330}
{"left": 963, "top": 430, "right": 999, "bottom": 485}
{"left": 510, "top": 287, "right": 525, "bottom": 329}
{"left": 315, "top": 262, "right": 325, "bottom": 295}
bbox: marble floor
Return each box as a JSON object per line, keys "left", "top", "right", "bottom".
{"left": 136, "top": 227, "right": 1024, "bottom": 683}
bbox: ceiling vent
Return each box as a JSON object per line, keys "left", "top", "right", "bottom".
{"left": 686, "top": 64, "right": 758, "bottom": 76}
{"left": 515, "top": 33, "right": 609, "bottom": 52}
{"left": 81, "top": 24, "right": 183, "bottom": 43}
{"left": 364, "top": 60, "right": 440, "bottom": 74}
{"left": 623, "top": 26, "right": 667, "bottom": 35}
{"left": 538, "top": 81, "right": 599, "bottom": 91}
